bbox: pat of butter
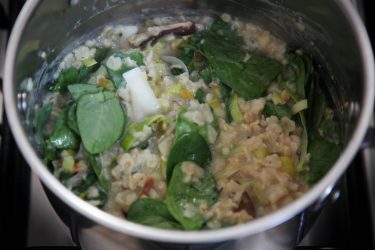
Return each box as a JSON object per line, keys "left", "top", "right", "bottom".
{"left": 122, "top": 67, "right": 160, "bottom": 122}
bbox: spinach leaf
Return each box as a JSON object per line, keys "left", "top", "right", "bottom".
{"left": 195, "top": 88, "right": 206, "bottom": 103}
{"left": 219, "top": 81, "right": 233, "bottom": 122}
{"left": 33, "top": 102, "right": 53, "bottom": 147}
{"left": 212, "top": 54, "right": 282, "bottom": 100}
{"left": 305, "top": 136, "right": 341, "bottom": 183}
{"left": 68, "top": 83, "right": 101, "bottom": 100}
{"left": 71, "top": 175, "right": 107, "bottom": 207}
{"left": 166, "top": 163, "right": 218, "bottom": 230}
{"left": 48, "top": 109, "right": 80, "bottom": 149}
{"left": 264, "top": 101, "right": 292, "bottom": 119}
{"left": 72, "top": 171, "right": 97, "bottom": 194}
{"left": 318, "top": 119, "right": 340, "bottom": 144}
{"left": 128, "top": 198, "right": 182, "bottom": 230}
{"left": 284, "top": 53, "right": 313, "bottom": 100}
{"left": 67, "top": 103, "right": 79, "bottom": 134}
{"left": 49, "top": 67, "right": 80, "bottom": 92}
{"left": 85, "top": 150, "right": 110, "bottom": 192}
{"left": 95, "top": 47, "right": 110, "bottom": 62}
{"left": 167, "top": 132, "right": 211, "bottom": 182}
{"left": 177, "top": 18, "right": 281, "bottom": 100}
{"left": 200, "top": 19, "right": 245, "bottom": 63}
{"left": 104, "top": 51, "right": 144, "bottom": 88}
{"left": 198, "top": 66, "right": 214, "bottom": 84}
{"left": 77, "top": 91, "right": 126, "bottom": 154}
{"left": 49, "top": 48, "right": 110, "bottom": 92}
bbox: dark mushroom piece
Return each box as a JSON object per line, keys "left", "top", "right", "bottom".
{"left": 233, "top": 191, "right": 256, "bottom": 217}
{"left": 128, "top": 21, "right": 196, "bottom": 48}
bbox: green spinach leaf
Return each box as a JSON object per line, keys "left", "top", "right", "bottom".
{"left": 128, "top": 198, "right": 182, "bottom": 230}
{"left": 305, "top": 136, "right": 341, "bottom": 183}
{"left": 68, "top": 83, "right": 101, "bottom": 100}
{"left": 284, "top": 53, "right": 313, "bottom": 100}
{"left": 167, "top": 132, "right": 211, "bottom": 182}
{"left": 33, "top": 102, "right": 53, "bottom": 147}
{"left": 166, "top": 163, "right": 218, "bottom": 230}
{"left": 77, "top": 91, "right": 126, "bottom": 154}
{"left": 212, "top": 54, "right": 281, "bottom": 100}
{"left": 264, "top": 101, "right": 292, "bottom": 119}
{"left": 67, "top": 103, "right": 79, "bottom": 134}
{"left": 85, "top": 150, "right": 110, "bottom": 192}
{"left": 48, "top": 109, "right": 80, "bottom": 149}
{"left": 177, "top": 18, "right": 281, "bottom": 100}
{"left": 49, "top": 48, "right": 109, "bottom": 92}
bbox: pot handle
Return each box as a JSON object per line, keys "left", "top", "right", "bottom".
{"left": 361, "top": 126, "right": 375, "bottom": 148}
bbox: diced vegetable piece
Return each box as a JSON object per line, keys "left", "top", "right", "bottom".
{"left": 83, "top": 58, "right": 97, "bottom": 67}
{"left": 122, "top": 67, "right": 160, "bottom": 122}
{"left": 229, "top": 93, "right": 243, "bottom": 124}
{"left": 62, "top": 155, "right": 75, "bottom": 173}
{"left": 254, "top": 148, "right": 268, "bottom": 159}
{"left": 291, "top": 99, "right": 308, "bottom": 114}
{"left": 280, "top": 156, "right": 294, "bottom": 176}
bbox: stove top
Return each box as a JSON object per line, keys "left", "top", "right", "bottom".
{"left": 1, "top": 1, "right": 374, "bottom": 249}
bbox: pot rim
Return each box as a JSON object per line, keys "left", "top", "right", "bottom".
{"left": 4, "top": 0, "right": 375, "bottom": 243}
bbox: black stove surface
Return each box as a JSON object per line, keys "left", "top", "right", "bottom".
{"left": 0, "top": 1, "right": 374, "bottom": 250}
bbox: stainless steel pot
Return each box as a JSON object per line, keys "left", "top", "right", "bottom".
{"left": 3, "top": 0, "right": 374, "bottom": 249}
